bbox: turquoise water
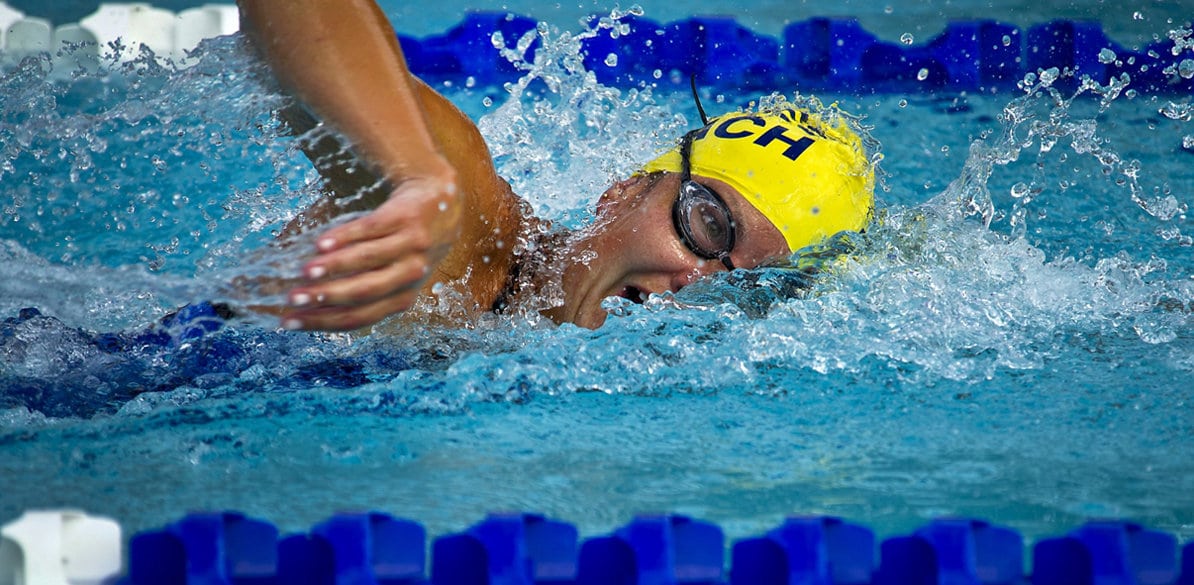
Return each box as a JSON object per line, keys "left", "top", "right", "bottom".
{"left": 1, "top": 8, "right": 1193, "bottom": 547}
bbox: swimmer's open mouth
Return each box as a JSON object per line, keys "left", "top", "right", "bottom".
{"left": 620, "top": 286, "right": 646, "bottom": 304}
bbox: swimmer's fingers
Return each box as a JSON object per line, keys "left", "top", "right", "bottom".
{"left": 288, "top": 253, "right": 432, "bottom": 313}
{"left": 299, "top": 229, "right": 428, "bottom": 283}
{"left": 281, "top": 289, "right": 421, "bottom": 332}
{"left": 313, "top": 175, "right": 459, "bottom": 254}
{"left": 283, "top": 167, "right": 460, "bottom": 331}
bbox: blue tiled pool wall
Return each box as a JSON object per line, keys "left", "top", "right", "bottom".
{"left": 118, "top": 511, "right": 1194, "bottom": 584}
{"left": 397, "top": 12, "right": 1194, "bottom": 94}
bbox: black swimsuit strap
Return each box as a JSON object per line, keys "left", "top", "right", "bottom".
{"left": 488, "top": 226, "right": 570, "bottom": 315}
{"left": 490, "top": 258, "right": 523, "bottom": 314}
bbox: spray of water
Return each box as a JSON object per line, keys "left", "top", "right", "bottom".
{"left": 444, "top": 22, "right": 1194, "bottom": 394}
{"left": 0, "top": 15, "right": 1191, "bottom": 420}
{"left": 478, "top": 7, "right": 687, "bottom": 224}
{"left": 0, "top": 36, "right": 321, "bottom": 325}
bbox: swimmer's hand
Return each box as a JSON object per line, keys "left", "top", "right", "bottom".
{"left": 281, "top": 166, "right": 460, "bottom": 332}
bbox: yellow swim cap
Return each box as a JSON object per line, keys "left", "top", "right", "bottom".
{"left": 643, "top": 108, "right": 874, "bottom": 254}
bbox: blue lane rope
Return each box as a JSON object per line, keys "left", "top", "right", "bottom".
{"left": 396, "top": 12, "right": 1194, "bottom": 95}
{"left": 110, "top": 511, "right": 1193, "bottom": 584}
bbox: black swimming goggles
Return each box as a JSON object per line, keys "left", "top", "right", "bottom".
{"left": 672, "top": 128, "right": 737, "bottom": 271}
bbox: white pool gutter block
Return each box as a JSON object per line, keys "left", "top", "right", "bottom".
{"left": 0, "top": 510, "right": 123, "bottom": 585}
{"left": 1, "top": 1, "right": 240, "bottom": 65}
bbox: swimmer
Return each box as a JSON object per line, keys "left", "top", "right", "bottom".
{"left": 236, "top": 0, "right": 875, "bottom": 331}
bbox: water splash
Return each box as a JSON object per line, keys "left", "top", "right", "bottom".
{"left": 1, "top": 15, "right": 1193, "bottom": 549}
{"left": 0, "top": 18, "right": 1191, "bottom": 413}
{"left": 0, "top": 37, "right": 316, "bottom": 324}
{"left": 477, "top": 9, "right": 686, "bottom": 225}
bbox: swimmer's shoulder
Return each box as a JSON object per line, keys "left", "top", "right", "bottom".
{"left": 407, "top": 78, "right": 531, "bottom": 315}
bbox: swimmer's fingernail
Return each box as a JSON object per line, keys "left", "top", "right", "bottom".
{"left": 282, "top": 318, "right": 303, "bottom": 331}
{"left": 306, "top": 265, "right": 326, "bottom": 279}
{"left": 317, "top": 238, "right": 336, "bottom": 252}
{"left": 290, "top": 293, "right": 311, "bottom": 307}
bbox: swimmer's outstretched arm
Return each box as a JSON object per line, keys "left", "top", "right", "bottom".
{"left": 238, "top": 0, "right": 523, "bottom": 331}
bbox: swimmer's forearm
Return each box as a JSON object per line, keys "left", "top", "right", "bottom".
{"left": 237, "top": 0, "right": 448, "bottom": 183}
{"left": 237, "top": 0, "right": 467, "bottom": 332}
{"left": 236, "top": 0, "right": 525, "bottom": 331}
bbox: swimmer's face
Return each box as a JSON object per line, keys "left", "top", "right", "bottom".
{"left": 546, "top": 172, "right": 790, "bottom": 329}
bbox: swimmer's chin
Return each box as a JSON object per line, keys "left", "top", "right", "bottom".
{"left": 564, "top": 308, "right": 607, "bottom": 330}
{"left": 576, "top": 286, "right": 655, "bottom": 329}
{"left": 582, "top": 311, "right": 610, "bottom": 330}
{"left": 547, "top": 301, "right": 608, "bottom": 330}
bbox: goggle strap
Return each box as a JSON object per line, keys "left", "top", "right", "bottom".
{"left": 689, "top": 75, "right": 710, "bottom": 126}
{"left": 719, "top": 254, "right": 735, "bottom": 271}
{"left": 679, "top": 129, "right": 697, "bottom": 181}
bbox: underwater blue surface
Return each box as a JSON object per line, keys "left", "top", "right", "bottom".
{"left": 1, "top": 3, "right": 1193, "bottom": 550}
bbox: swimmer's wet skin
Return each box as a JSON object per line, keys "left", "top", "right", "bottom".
{"left": 237, "top": 0, "right": 876, "bottom": 331}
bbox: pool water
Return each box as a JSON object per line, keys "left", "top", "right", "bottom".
{"left": 2, "top": 6, "right": 1193, "bottom": 548}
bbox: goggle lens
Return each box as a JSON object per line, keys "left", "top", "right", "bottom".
{"left": 673, "top": 181, "right": 736, "bottom": 270}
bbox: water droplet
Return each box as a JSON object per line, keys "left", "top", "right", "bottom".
{"left": 482, "top": 96, "right": 493, "bottom": 107}
{"left": 898, "top": 99, "right": 908, "bottom": 108}
{"left": 940, "top": 145, "right": 950, "bottom": 153}
{"left": 465, "top": 76, "right": 476, "bottom": 88}
{"left": 1160, "top": 101, "right": 1193, "bottom": 121}
{"left": 884, "top": 5, "right": 893, "bottom": 14}
{"left": 652, "top": 68, "right": 662, "bottom": 79}
{"left": 1179, "top": 59, "right": 1194, "bottom": 79}
{"left": 1002, "top": 35, "right": 1012, "bottom": 47}
{"left": 917, "top": 68, "right": 930, "bottom": 81}
{"left": 1010, "top": 182, "right": 1030, "bottom": 198}
{"left": 1132, "top": 11, "right": 1144, "bottom": 20}
{"left": 1098, "top": 48, "right": 1117, "bottom": 64}
{"left": 900, "top": 33, "right": 915, "bottom": 45}
{"left": 438, "top": 201, "right": 448, "bottom": 212}
{"left": 604, "top": 53, "right": 618, "bottom": 67}
{"left": 1134, "top": 318, "right": 1177, "bottom": 344}
{"left": 1183, "top": 135, "right": 1194, "bottom": 149}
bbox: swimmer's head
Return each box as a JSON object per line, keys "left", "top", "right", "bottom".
{"left": 643, "top": 107, "right": 874, "bottom": 254}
